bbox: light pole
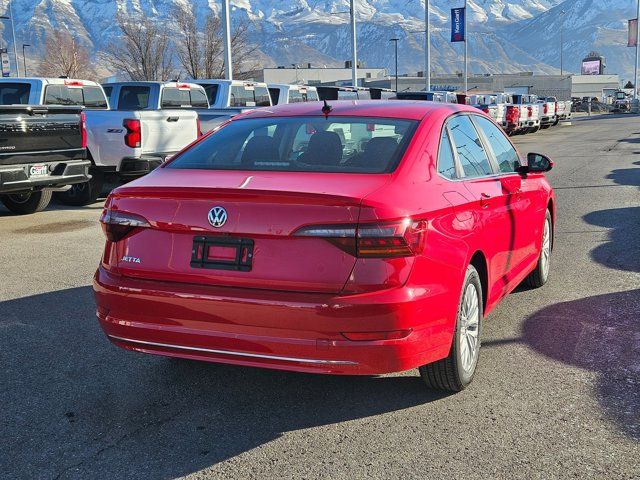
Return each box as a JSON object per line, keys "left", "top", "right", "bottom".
{"left": 291, "top": 63, "right": 298, "bottom": 83}
{"left": 635, "top": 0, "right": 640, "bottom": 100}
{"left": 0, "top": 9, "right": 19, "bottom": 77}
{"left": 425, "top": 0, "right": 430, "bottom": 91}
{"left": 463, "top": 0, "right": 468, "bottom": 93}
{"left": 22, "top": 43, "right": 29, "bottom": 76}
{"left": 560, "top": 9, "right": 566, "bottom": 75}
{"left": 349, "top": 0, "right": 357, "bottom": 86}
{"left": 389, "top": 38, "right": 399, "bottom": 92}
{"left": 221, "top": 0, "right": 232, "bottom": 80}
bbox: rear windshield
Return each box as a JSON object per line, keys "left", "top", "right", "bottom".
{"left": 167, "top": 116, "right": 417, "bottom": 174}
{"left": 0, "top": 83, "right": 31, "bottom": 104}
{"left": 230, "top": 85, "right": 271, "bottom": 107}
{"left": 161, "top": 87, "right": 209, "bottom": 108}
{"left": 43, "top": 85, "right": 108, "bottom": 109}
{"left": 118, "top": 86, "right": 150, "bottom": 109}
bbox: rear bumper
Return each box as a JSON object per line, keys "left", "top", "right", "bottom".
{"left": 0, "top": 159, "right": 90, "bottom": 194}
{"left": 117, "top": 155, "right": 166, "bottom": 178}
{"left": 93, "top": 267, "right": 453, "bottom": 375}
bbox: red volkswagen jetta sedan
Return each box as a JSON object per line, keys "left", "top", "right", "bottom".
{"left": 94, "top": 101, "right": 555, "bottom": 391}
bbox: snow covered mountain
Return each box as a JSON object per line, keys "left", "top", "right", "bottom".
{"left": 0, "top": 0, "right": 633, "bottom": 80}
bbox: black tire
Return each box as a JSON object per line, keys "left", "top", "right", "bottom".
{"left": 419, "top": 265, "right": 483, "bottom": 392}
{"left": 524, "top": 210, "right": 553, "bottom": 288}
{"left": 552, "top": 119, "right": 560, "bottom": 126}
{"left": 55, "top": 169, "right": 104, "bottom": 206}
{"left": 540, "top": 124, "right": 551, "bottom": 130}
{"left": 530, "top": 126, "right": 540, "bottom": 133}
{"left": 0, "top": 190, "right": 52, "bottom": 215}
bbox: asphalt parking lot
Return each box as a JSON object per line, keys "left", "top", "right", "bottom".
{"left": 1, "top": 115, "right": 639, "bottom": 479}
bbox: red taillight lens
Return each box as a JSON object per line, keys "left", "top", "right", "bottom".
{"left": 99, "top": 209, "right": 150, "bottom": 242}
{"left": 527, "top": 105, "right": 533, "bottom": 117}
{"left": 481, "top": 106, "right": 489, "bottom": 114}
{"left": 554, "top": 103, "right": 558, "bottom": 113}
{"left": 80, "top": 111, "right": 87, "bottom": 148}
{"left": 543, "top": 103, "right": 548, "bottom": 114}
{"left": 294, "top": 219, "right": 427, "bottom": 258}
{"left": 123, "top": 118, "right": 141, "bottom": 148}
{"left": 506, "top": 106, "right": 519, "bottom": 123}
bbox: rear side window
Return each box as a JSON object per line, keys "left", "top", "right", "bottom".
{"left": 118, "top": 86, "right": 150, "bottom": 109}
{"left": 168, "top": 116, "right": 417, "bottom": 174}
{"left": 190, "top": 88, "right": 209, "bottom": 108}
{"left": 161, "top": 88, "right": 187, "bottom": 108}
{"left": 437, "top": 128, "right": 457, "bottom": 180}
{"left": 0, "top": 83, "right": 30, "bottom": 104}
{"left": 447, "top": 115, "right": 493, "bottom": 178}
{"left": 473, "top": 116, "right": 521, "bottom": 173}
{"left": 82, "top": 86, "right": 108, "bottom": 109}
{"left": 201, "top": 84, "right": 219, "bottom": 105}
{"left": 268, "top": 88, "right": 280, "bottom": 105}
{"left": 102, "top": 86, "right": 113, "bottom": 100}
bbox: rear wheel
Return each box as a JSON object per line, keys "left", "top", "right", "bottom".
{"left": 524, "top": 210, "right": 552, "bottom": 288}
{"left": 530, "top": 126, "right": 540, "bottom": 133}
{"left": 419, "top": 265, "right": 482, "bottom": 392}
{"left": 0, "top": 190, "right": 52, "bottom": 215}
{"left": 55, "top": 169, "right": 104, "bottom": 206}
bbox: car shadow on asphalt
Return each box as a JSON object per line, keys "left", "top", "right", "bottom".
{"left": 1, "top": 286, "right": 449, "bottom": 479}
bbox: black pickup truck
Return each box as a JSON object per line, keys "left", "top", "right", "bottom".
{"left": 0, "top": 105, "right": 90, "bottom": 214}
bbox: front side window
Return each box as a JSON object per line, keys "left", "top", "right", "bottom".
{"left": 0, "top": 83, "right": 30, "bottom": 104}
{"left": 168, "top": 116, "right": 417, "bottom": 174}
{"left": 118, "top": 86, "right": 150, "bottom": 110}
{"left": 447, "top": 115, "right": 493, "bottom": 178}
{"left": 437, "top": 128, "right": 457, "bottom": 180}
{"left": 473, "top": 116, "right": 521, "bottom": 173}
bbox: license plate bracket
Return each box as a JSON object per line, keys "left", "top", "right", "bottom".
{"left": 190, "top": 236, "right": 254, "bottom": 271}
{"left": 29, "top": 164, "right": 49, "bottom": 177}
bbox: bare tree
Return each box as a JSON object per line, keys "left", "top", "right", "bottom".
{"left": 38, "top": 30, "right": 94, "bottom": 79}
{"left": 104, "top": 13, "right": 174, "bottom": 81}
{"left": 174, "top": 5, "right": 258, "bottom": 79}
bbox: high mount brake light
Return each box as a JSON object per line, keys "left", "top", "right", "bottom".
{"left": 100, "top": 209, "right": 150, "bottom": 242}
{"left": 123, "top": 118, "right": 141, "bottom": 148}
{"left": 64, "top": 80, "right": 83, "bottom": 87}
{"left": 294, "top": 219, "right": 427, "bottom": 258}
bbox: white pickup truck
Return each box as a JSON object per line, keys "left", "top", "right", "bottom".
{"left": 194, "top": 80, "right": 272, "bottom": 130}
{"left": 268, "top": 84, "right": 319, "bottom": 105}
{"left": 0, "top": 78, "right": 201, "bottom": 205}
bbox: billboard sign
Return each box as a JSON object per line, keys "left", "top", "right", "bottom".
{"left": 451, "top": 8, "right": 465, "bottom": 42}
{"left": 0, "top": 48, "right": 10, "bottom": 77}
{"left": 581, "top": 60, "right": 601, "bottom": 75}
{"left": 629, "top": 19, "right": 638, "bottom": 47}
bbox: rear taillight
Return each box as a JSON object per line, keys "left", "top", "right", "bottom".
{"left": 481, "top": 106, "right": 490, "bottom": 114}
{"left": 123, "top": 118, "right": 141, "bottom": 148}
{"left": 80, "top": 111, "right": 87, "bottom": 148}
{"left": 99, "top": 209, "right": 150, "bottom": 242}
{"left": 543, "top": 103, "right": 548, "bottom": 114}
{"left": 506, "top": 106, "right": 519, "bottom": 123}
{"left": 527, "top": 105, "right": 533, "bottom": 117}
{"left": 294, "top": 219, "right": 427, "bottom": 258}
{"left": 554, "top": 103, "right": 558, "bottom": 113}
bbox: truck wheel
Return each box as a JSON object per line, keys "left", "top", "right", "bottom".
{"left": 552, "top": 119, "right": 560, "bottom": 126}
{"left": 55, "top": 170, "right": 104, "bottom": 206}
{"left": 1, "top": 190, "right": 52, "bottom": 215}
{"left": 419, "top": 265, "right": 482, "bottom": 392}
{"left": 530, "top": 126, "right": 540, "bottom": 133}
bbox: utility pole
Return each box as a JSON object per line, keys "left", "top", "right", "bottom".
{"left": 349, "top": 0, "right": 357, "bottom": 86}
{"left": 560, "top": 10, "right": 566, "bottom": 76}
{"left": 425, "top": 0, "right": 430, "bottom": 91}
{"left": 8, "top": 0, "right": 18, "bottom": 76}
{"left": 463, "top": 0, "right": 468, "bottom": 93}
{"left": 635, "top": 0, "right": 640, "bottom": 100}
{"left": 390, "top": 38, "right": 399, "bottom": 92}
{"left": 221, "top": 0, "right": 233, "bottom": 81}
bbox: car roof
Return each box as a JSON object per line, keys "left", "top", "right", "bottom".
{"left": 237, "top": 100, "right": 478, "bottom": 121}
{"left": 0, "top": 77, "right": 100, "bottom": 86}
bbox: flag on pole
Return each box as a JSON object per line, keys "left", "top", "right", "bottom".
{"left": 451, "top": 8, "right": 465, "bottom": 42}
{"left": 629, "top": 19, "right": 638, "bottom": 47}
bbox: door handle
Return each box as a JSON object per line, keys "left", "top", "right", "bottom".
{"left": 480, "top": 192, "right": 491, "bottom": 208}
{"left": 166, "top": 116, "right": 179, "bottom": 122}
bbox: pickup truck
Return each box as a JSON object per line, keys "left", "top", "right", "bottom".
{"left": 316, "top": 86, "right": 362, "bottom": 100}
{"left": 194, "top": 79, "right": 271, "bottom": 130}
{"left": 396, "top": 91, "right": 457, "bottom": 103}
{"left": 0, "top": 105, "right": 89, "bottom": 214}
{"left": 268, "top": 84, "right": 319, "bottom": 105}
{"left": 0, "top": 78, "right": 201, "bottom": 205}
{"left": 466, "top": 94, "right": 506, "bottom": 125}
{"left": 536, "top": 96, "right": 557, "bottom": 129}
{"left": 509, "top": 94, "right": 541, "bottom": 134}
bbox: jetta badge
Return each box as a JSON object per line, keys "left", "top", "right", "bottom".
{"left": 208, "top": 206, "right": 228, "bottom": 228}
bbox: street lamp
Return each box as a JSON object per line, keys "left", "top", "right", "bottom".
{"left": 0, "top": 1, "right": 20, "bottom": 76}
{"left": 560, "top": 9, "right": 566, "bottom": 76}
{"left": 22, "top": 43, "right": 29, "bottom": 76}
{"left": 389, "top": 38, "right": 399, "bottom": 92}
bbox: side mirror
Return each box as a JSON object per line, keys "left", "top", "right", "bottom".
{"left": 517, "top": 152, "right": 554, "bottom": 173}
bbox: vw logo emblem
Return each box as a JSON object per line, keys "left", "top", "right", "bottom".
{"left": 208, "top": 206, "right": 228, "bottom": 228}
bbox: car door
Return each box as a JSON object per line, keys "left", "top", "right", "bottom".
{"left": 475, "top": 117, "right": 547, "bottom": 278}
{"left": 446, "top": 114, "right": 513, "bottom": 304}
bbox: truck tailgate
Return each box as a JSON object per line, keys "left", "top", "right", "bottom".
{"left": 139, "top": 110, "right": 199, "bottom": 154}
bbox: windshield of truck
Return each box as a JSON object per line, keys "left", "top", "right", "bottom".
{"left": 168, "top": 116, "right": 418, "bottom": 174}
{"left": 0, "top": 83, "right": 30, "bottom": 104}
{"left": 43, "top": 85, "right": 108, "bottom": 109}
